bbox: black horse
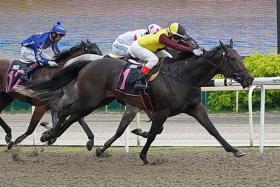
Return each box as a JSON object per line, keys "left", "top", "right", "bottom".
{"left": 27, "top": 40, "right": 254, "bottom": 165}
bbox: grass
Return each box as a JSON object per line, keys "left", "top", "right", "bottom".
{"left": 1, "top": 146, "right": 280, "bottom": 154}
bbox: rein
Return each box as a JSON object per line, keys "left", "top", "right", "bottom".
{"left": 160, "top": 63, "right": 201, "bottom": 91}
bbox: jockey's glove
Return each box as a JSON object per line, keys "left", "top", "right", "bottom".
{"left": 48, "top": 60, "right": 59, "bottom": 67}
{"left": 193, "top": 48, "right": 203, "bottom": 56}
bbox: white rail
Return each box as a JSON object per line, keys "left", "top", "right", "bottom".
{"left": 202, "top": 77, "right": 280, "bottom": 156}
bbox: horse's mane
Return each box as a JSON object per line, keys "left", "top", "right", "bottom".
{"left": 204, "top": 44, "right": 232, "bottom": 58}
{"left": 54, "top": 45, "right": 77, "bottom": 62}
{"left": 54, "top": 49, "right": 72, "bottom": 62}
{"left": 157, "top": 44, "right": 231, "bottom": 77}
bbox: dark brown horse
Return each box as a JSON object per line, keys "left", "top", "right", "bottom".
{"left": 27, "top": 40, "right": 254, "bottom": 165}
{"left": 0, "top": 40, "right": 102, "bottom": 149}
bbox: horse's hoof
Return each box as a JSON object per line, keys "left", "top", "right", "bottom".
{"left": 143, "top": 160, "right": 150, "bottom": 165}
{"left": 234, "top": 150, "right": 245, "bottom": 157}
{"left": 40, "top": 122, "right": 51, "bottom": 129}
{"left": 96, "top": 147, "right": 103, "bottom": 157}
{"left": 5, "top": 135, "right": 12, "bottom": 143}
{"left": 140, "top": 153, "right": 149, "bottom": 165}
{"left": 131, "top": 128, "right": 142, "bottom": 135}
{"left": 47, "top": 138, "right": 57, "bottom": 145}
{"left": 86, "top": 140, "right": 94, "bottom": 151}
{"left": 7, "top": 141, "right": 14, "bottom": 150}
{"left": 40, "top": 134, "right": 49, "bottom": 142}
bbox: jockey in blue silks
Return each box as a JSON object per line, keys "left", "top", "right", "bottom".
{"left": 20, "top": 21, "right": 66, "bottom": 81}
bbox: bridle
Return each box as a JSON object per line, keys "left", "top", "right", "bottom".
{"left": 205, "top": 48, "right": 246, "bottom": 81}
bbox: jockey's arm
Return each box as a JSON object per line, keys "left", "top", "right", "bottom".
{"left": 52, "top": 42, "right": 61, "bottom": 56}
{"left": 159, "top": 34, "right": 194, "bottom": 53}
{"left": 34, "top": 47, "right": 49, "bottom": 65}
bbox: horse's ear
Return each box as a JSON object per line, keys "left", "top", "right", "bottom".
{"left": 220, "top": 40, "right": 229, "bottom": 53}
{"left": 86, "top": 39, "right": 91, "bottom": 44}
{"left": 81, "top": 40, "right": 86, "bottom": 46}
{"left": 229, "top": 39, "right": 233, "bottom": 48}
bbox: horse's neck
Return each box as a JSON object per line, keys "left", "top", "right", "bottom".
{"left": 35, "top": 52, "right": 74, "bottom": 80}
{"left": 55, "top": 51, "right": 73, "bottom": 68}
{"left": 179, "top": 57, "right": 218, "bottom": 87}
{"left": 65, "top": 54, "right": 103, "bottom": 67}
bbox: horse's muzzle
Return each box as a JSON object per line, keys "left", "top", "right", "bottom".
{"left": 242, "top": 76, "right": 254, "bottom": 88}
{"left": 234, "top": 70, "right": 254, "bottom": 88}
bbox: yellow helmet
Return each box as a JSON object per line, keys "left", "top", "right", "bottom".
{"left": 168, "top": 23, "right": 186, "bottom": 38}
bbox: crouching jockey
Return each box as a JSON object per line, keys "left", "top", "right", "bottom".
{"left": 20, "top": 21, "right": 66, "bottom": 81}
{"left": 130, "top": 22, "right": 203, "bottom": 89}
{"left": 112, "top": 24, "right": 162, "bottom": 57}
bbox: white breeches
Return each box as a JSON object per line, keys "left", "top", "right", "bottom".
{"left": 130, "top": 41, "right": 159, "bottom": 69}
{"left": 112, "top": 40, "right": 131, "bottom": 57}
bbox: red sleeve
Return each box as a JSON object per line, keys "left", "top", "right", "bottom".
{"left": 159, "top": 34, "right": 194, "bottom": 53}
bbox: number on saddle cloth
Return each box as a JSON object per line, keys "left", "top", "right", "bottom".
{"left": 116, "top": 63, "right": 143, "bottom": 96}
{"left": 6, "top": 59, "right": 32, "bottom": 92}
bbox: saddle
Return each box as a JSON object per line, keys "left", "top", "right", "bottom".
{"left": 115, "top": 57, "right": 170, "bottom": 113}
{"left": 6, "top": 59, "right": 33, "bottom": 92}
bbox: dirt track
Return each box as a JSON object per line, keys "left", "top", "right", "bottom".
{"left": 0, "top": 147, "right": 280, "bottom": 187}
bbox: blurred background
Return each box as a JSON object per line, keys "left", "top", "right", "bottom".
{"left": 0, "top": 0, "right": 277, "bottom": 59}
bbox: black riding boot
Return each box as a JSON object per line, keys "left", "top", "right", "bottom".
{"left": 134, "top": 72, "right": 147, "bottom": 90}
{"left": 20, "top": 64, "right": 40, "bottom": 82}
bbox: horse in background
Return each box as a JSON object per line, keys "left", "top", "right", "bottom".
{"left": 0, "top": 40, "right": 102, "bottom": 150}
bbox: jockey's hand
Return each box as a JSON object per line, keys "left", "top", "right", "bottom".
{"left": 193, "top": 48, "right": 203, "bottom": 56}
{"left": 38, "top": 61, "right": 44, "bottom": 66}
{"left": 48, "top": 60, "right": 59, "bottom": 67}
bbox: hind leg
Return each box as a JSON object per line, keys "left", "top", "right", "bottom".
{"left": 96, "top": 105, "right": 140, "bottom": 157}
{"left": 41, "top": 93, "right": 105, "bottom": 142}
{"left": 41, "top": 110, "right": 93, "bottom": 142}
{"left": 7, "top": 104, "right": 49, "bottom": 149}
{"left": 0, "top": 93, "right": 14, "bottom": 143}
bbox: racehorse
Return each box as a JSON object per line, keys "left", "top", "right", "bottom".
{"left": 27, "top": 40, "right": 254, "bottom": 164}
{"left": 0, "top": 40, "right": 102, "bottom": 150}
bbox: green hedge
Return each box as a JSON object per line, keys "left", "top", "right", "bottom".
{"left": 207, "top": 54, "right": 280, "bottom": 112}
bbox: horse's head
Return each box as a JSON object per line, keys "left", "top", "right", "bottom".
{"left": 208, "top": 39, "right": 253, "bottom": 88}
{"left": 84, "top": 39, "right": 103, "bottom": 55}
{"left": 54, "top": 40, "right": 103, "bottom": 62}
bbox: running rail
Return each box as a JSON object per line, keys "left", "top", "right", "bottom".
{"left": 202, "top": 77, "right": 280, "bottom": 157}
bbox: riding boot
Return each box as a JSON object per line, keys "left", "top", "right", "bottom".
{"left": 20, "top": 64, "right": 40, "bottom": 82}
{"left": 134, "top": 65, "right": 151, "bottom": 90}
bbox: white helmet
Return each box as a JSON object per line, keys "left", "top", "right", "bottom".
{"left": 147, "top": 24, "right": 161, "bottom": 34}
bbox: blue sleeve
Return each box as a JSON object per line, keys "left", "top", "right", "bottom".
{"left": 34, "top": 47, "right": 49, "bottom": 65}
{"left": 52, "top": 42, "right": 61, "bottom": 55}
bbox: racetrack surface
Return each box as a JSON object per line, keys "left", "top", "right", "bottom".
{"left": 0, "top": 112, "right": 279, "bottom": 147}
{"left": 0, "top": 147, "right": 279, "bottom": 187}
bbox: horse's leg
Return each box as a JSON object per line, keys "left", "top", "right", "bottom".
{"left": 186, "top": 103, "right": 244, "bottom": 157}
{"left": 78, "top": 118, "right": 95, "bottom": 151}
{"left": 7, "top": 105, "right": 49, "bottom": 149}
{"left": 41, "top": 99, "right": 96, "bottom": 142}
{"left": 42, "top": 111, "right": 92, "bottom": 142}
{"left": 0, "top": 93, "right": 14, "bottom": 143}
{"left": 140, "top": 110, "right": 168, "bottom": 165}
{"left": 96, "top": 105, "right": 140, "bottom": 157}
{"left": 41, "top": 108, "right": 59, "bottom": 145}
{"left": 131, "top": 126, "right": 164, "bottom": 138}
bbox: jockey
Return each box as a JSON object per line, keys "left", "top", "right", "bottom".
{"left": 20, "top": 21, "right": 66, "bottom": 81}
{"left": 112, "top": 24, "right": 161, "bottom": 57}
{"left": 130, "top": 22, "right": 203, "bottom": 89}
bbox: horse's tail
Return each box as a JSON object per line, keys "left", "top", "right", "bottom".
{"left": 26, "top": 60, "right": 90, "bottom": 96}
